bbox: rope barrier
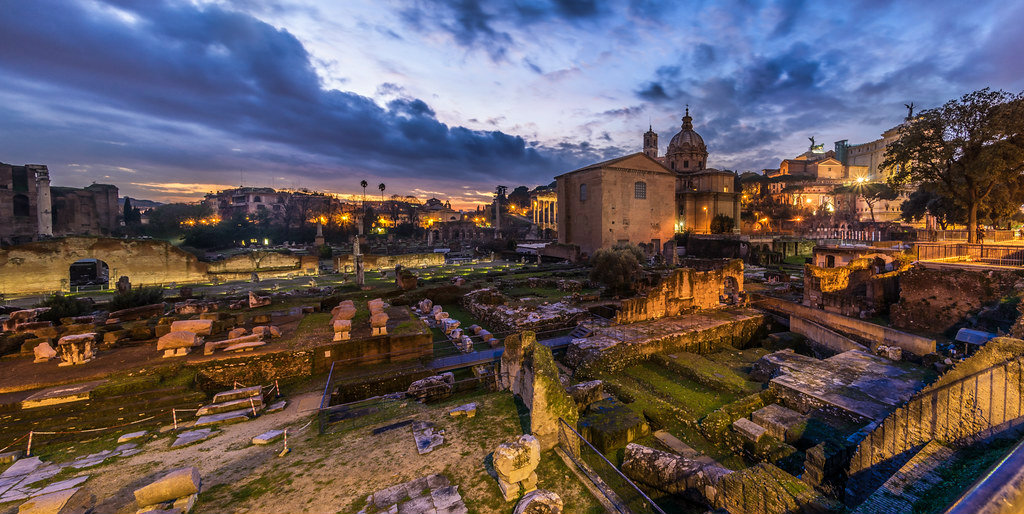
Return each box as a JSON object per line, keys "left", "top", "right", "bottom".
{"left": 0, "top": 433, "right": 28, "bottom": 454}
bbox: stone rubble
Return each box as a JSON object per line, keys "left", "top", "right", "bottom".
{"left": 492, "top": 434, "right": 541, "bottom": 502}
{"left": 411, "top": 421, "right": 444, "bottom": 455}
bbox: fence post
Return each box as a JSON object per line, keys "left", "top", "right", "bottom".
{"left": 173, "top": 409, "right": 178, "bottom": 430}
{"left": 26, "top": 431, "right": 32, "bottom": 457}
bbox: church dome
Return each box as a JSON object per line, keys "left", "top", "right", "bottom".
{"left": 667, "top": 108, "right": 706, "bottom": 152}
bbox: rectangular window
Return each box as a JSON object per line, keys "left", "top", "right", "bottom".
{"left": 634, "top": 181, "right": 646, "bottom": 199}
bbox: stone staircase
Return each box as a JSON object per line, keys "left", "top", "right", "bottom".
{"left": 568, "top": 324, "right": 593, "bottom": 339}
{"left": 852, "top": 441, "right": 954, "bottom": 514}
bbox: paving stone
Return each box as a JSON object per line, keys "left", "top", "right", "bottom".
{"left": 411, "top": 421, "right": 444, "bottom": 455}
{"left": 430, "top": 485, "right": 462, "bottom": 510}
{"left": 15, "top": 486, "right": 86, "bottom": 514}
{"left": 117, "top": 431, "right": 147, "bottom": 443}
{"left": 194, "top": 408, "right": 252, "bottom": 427}
{"left": 1, "top": 457, "right": 42, "bottom": 478}
{"left": 252, "top": 430, "right": 284, "bottom": 445}
{"left": 171, "top": 429, "right": 216, "bottom": 448}
{"left": 31, "top": 476, "right": 88, "bottom": 497}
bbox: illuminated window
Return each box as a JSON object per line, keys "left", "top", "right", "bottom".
{"left": 579, "top": 183, "right": 587, "bottom": 202}
{"left": 634, "top": 181, "right": 646, "bottom": 199}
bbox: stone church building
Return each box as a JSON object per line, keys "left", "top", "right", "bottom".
{"left": 556, "top": 109, "right": 740, "bottom": 255}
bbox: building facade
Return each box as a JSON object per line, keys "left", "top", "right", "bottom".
{"left": 555, "top": 153, "right": 675, "bottom": 256}
{"left": 530, "top": 187, "right": 558, "bottom": 237}
{"left": 646, "top": 109, "right": 741, "bottom": 233}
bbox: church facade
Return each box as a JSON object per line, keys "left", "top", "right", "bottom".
{"left": 556, "top": 109, "right": 741, "bottom": 255}
{"left": 645, "top": 109, "right": 741, "bottom": 234}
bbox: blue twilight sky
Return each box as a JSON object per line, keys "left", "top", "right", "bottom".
{"left": 1, "top": 0, "right": 1023, "bottom": 207}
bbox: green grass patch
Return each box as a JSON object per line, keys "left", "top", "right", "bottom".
{"left": 623, "top": 362, "right": 738, "bottom": 418}
{"left": 654, "top": 353, "right": 761, "bottom": 395}
{"left": 912, "top": 437, "right": 1020, "bottom": 514}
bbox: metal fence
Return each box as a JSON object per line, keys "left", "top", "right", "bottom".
{"left": 557, "top": 418, "right": 666, "bottom": 514}
{"left": 916, "top": 243, "right": 1024, "bottom": 267}
{"left": 847, "top": 356, "right": 1024, "bottom": 502}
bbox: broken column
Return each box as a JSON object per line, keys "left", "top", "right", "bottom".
{"left": 332, "top": 319, "right": 352, "bottom": 341}
{"left": 493, "top": 434, "right": 541, "bottom": 501}
{"left": 169, "top": 319, "right": 214, "bottom": 336}
{"left": 134, "top": 467, "right": 201, "bottom": 513}
{"left": 56, "top": 333, "right": 96, "bottom": 366}
{"left": 407, "top": 372, "right": 454, "bottom": 402}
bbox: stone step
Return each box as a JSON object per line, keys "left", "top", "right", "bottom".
{"left": 212, "top": 386, "right": 261, "bottom": 404}
{"left": 194, "top": 408, "right": 253, "bottom": 427}
{"left": 852, "top": 441, "right": 955, "bottom": 514}
{"left": 195, "top": 396, "right": 263, "bottom": 418}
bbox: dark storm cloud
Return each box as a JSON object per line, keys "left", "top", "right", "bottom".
{"left": 0, "top": 0, "right": 574, "bottom": 186}
{"left": 399, "top": 0, "right": 607, "bottom": 63}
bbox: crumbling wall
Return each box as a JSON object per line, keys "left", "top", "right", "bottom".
{"left": 804, "top": 257, "right": 906, "bottom": 318}
{"left": 334, "top": 252, "right": 444, "bottom": 272}
{"left": 890, "top": 265, "right": 1024, "bottom": 334}
{"left": 207, "top": 252, "right": 317, "bottom": 280}
{"left": 501, "top": 331, "right": 579, "bottom": 450}
{"left": 615, "top": 259, "right": 744, "bottom": 324}
{"left": 0, "top": 236, "right": 209, "bottom": 294}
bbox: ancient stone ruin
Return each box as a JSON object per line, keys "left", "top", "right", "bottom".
{"left": 500, "top": 331, "right": 578, "bottom": 450}
{"left": 493, "top": 434, "right": 541, "bottom": 501}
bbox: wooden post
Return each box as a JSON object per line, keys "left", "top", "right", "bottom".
{"left": 26, "top": 431, "right": 33, "bottom": 457}
{"left": 250, "top": 398, "right": 257, "bottom": 417}
{"left": 173, "top": 409, "right": 178, "bottom": 430}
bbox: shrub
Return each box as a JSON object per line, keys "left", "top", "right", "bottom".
{"left": 109, "top": 286, "right": 164, "bottom": 311}
{"left": 35, "top": 294, "right": 92, "bottom": 322}
{"left": 590, "top": 243, "right": 644, "bottom": 295}
{"left": 710, "top": 214, "right": 735, "bottom": 234}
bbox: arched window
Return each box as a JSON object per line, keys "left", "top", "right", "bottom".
{"left": 253, "top": 196, "right": 262, "bottom": 203}
{"left": 579, "top": 183, "right": 587, "bottom": 202}
{"left": 684, "top": 160, "right": 689, "bottom": 168}
{"left": 634, "top": 181, "right": 647, "bottom": 199}
{"left": 12, "top": 194, "right": 30, "bottom": 217}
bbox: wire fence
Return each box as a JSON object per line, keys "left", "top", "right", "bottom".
{"left": 557, "top": 418, "right": 666, "bottom": 514}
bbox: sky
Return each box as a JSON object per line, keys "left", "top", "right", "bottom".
{"left": 1, "top": 0, "right": 1023, "bottom": 208}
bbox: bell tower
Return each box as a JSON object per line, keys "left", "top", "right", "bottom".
{"left": 643, "top": 125, "right": 658, "bottom": 158}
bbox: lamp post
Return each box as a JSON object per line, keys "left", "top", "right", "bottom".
{"left": 703, "top": 206, "right": 708, "bottom": 234}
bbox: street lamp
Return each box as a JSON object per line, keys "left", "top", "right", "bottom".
{"left": 703, "top": 206, "right": 708, "bottom": 234}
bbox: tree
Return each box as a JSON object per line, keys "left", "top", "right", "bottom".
{"left": 900, "top": 188, "right": 964, "bottom": 229}
{"left": 122, "top": 197, "right": 141, "bottom": 226}
{"left": 360, "top": 180, "right": 368, "bottom": 206}
{"left": 378, "top": 183, "right": 385, "bottom": 204}
{"left": 590, "top": 243, "right": 644, "bottom": 296}
{"left": 833, "top": 182, "right": 899, "bottom": 222}
{"left": 885, "top": 88, "right": 1024, "bottom": 242}
{"left": 709, "top": 214, "right": 734, "bottom": 234}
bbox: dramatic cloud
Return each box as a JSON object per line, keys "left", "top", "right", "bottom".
{"left": 0, "top": 0, "right": 1021, "bottom": 205}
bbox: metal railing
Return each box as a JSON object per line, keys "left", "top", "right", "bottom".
{"left": 916, "top": 243, "right": 1024, "bottom": 268}
{"left": 557, "top": 418, "right": 666, "bottom": 514}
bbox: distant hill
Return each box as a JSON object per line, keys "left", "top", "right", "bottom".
{"left": 119, "top": 197, "right": 164, "bottom": 210}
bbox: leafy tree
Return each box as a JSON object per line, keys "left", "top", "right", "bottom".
{"left": 109, "top": 286, "right": 164, "bottom": 311}
{"left": 885, "top": 88, "right": 1024, "bottom": 242}
{"left": 709, "top": 214, "right": 735, "bottom": 234}
{"left": 590, "top": 243, "right": 644, "bottom": 296}
{"left": 35, "top": 294, "right": 92, "bottom": 322}
{"left": 833, "top": 182, "right": 899, "bottom": 222}
{"left": 900, "top": 188, "right": 964, "bottom": 229}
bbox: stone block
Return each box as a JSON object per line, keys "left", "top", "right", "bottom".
{"left": 407, "top": 373, "right": 454, "bottom": 402}
{"left": 169, "top": 319, "right": 213, "bottom": 336}
{"left": 566, "top": 380, "right": 603, "bottom": 409}
{"left": 56, "top": 333, "right": 96, "bottom": 366}
{"left": 227, "top": 328, "right": 248, "bottom": 339}
{"left": 513, "top": 489, "right": 563, "bottom": 514}
{"left": 252, "top": 326, "right": 280, "bottom": 338}
{"left": 751, "top": 404, "right": 808, "bottom": 444}
{"left": 367, "top": 298, "right": 385, "bottom": 313}
{"left": 194, "top": 408, "right": 252, "bottom": 427}
{"left": 223, "top": 341, "right": 265, "bottom": 353}
{"left": 134, "top": 467, "right": 201, "bottom": 507}
{"left": 33, "top": 342, "right": 57, "bottom": 363}
{"left": 578, "top": 398, "right": 649, "bottom": 453}
{"left": 154, "top": 324, "right": 172, "bottom": 338}
{"left": 118, "top": 431, "right": 147, "bottom": 443}
{"left": 733, "top": 418, "right": 768, "bottom": 443}
{"left": 102, "top": 330, "right": 128, "bottom": 345}
{"left": 157, "top": 331, "right": 203, "bottom": 351}
{"left": 493, "top": 434, "right": 541, "bottom": 501}
{"left": 203, "top": 334, "right": 261, "bottom": 355}
{"left": 251, "top": 314, "right": 272, "bottom": 325}
{"left": 448, "top": 403, "right": 477, "bottom": 418}
{"left": 170, "top": 429, "right": 215, "bottom": 448}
